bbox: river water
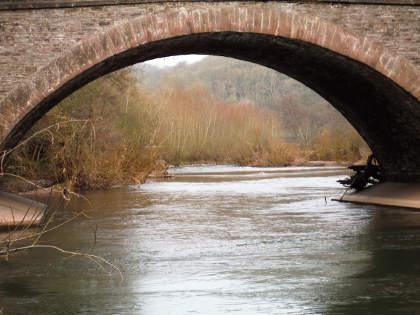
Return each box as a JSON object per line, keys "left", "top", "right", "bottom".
{"left": 2, "top": 165, "right": 420, "bottom": 314}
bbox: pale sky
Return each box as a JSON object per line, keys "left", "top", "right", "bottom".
{"left": 144, "top": 54, "right": 207, "bottom": 68}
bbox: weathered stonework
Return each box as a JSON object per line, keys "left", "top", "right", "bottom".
{"left": 0, "top": 2, "right": 420, "bottom": 182}
{"left": 0, "top": 1, "right": 419, "bottom": 100}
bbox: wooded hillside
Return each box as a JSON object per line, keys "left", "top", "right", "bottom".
{"left": 6, "top": 56, "right": 369, "bottom": 191}
{"left": 134, "top": 56, "right": 363, "bottom": 150}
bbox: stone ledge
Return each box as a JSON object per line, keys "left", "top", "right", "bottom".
{"left": 0, "top": 191, "right": 46, "bottom": 229}
{"left": 0, "top": 0, "right": 418, "bottom": 11}
{"left": 336, "top": 182, "right": 420, "bottom": 209}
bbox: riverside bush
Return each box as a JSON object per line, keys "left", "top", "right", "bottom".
{"left": 7, "top": 67, "right": 369, "bottom": 191}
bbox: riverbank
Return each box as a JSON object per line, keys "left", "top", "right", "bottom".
{"left": 170, "top": 159, "right": 347, "bottom": 168}
{"left": 1, "top": 159, "right": 352, "bottom": 196}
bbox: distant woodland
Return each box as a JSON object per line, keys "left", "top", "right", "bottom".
{"left": 8, "top": 56, "right": 369, "bottom": 191}
{"left": 135, "top": 56, "right": 366, "bottom": 150}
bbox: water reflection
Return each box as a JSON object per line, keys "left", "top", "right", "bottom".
{"left": 1, "top": 165, "right": 420, "bottom": 314}
{"left": 324, "top": 207, "right": 420, "bottom": 315}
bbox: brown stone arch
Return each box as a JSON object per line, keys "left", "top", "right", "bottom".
{"left": 1, "top": 5, "right": 420, "bottom": 181}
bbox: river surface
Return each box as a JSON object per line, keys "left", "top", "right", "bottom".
{"left": 2, "top": 165, "right": 420, "bottom": 314}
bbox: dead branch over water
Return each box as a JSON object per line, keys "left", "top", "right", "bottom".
{"left": 0, "top": 200, "right": 124, "bottom": 284}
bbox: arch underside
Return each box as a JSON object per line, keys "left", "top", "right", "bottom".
{"left": 2, "top": 9, "right": 420, "bottom": 182}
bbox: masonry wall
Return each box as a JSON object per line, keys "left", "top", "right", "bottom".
{"left": 0, "top": 1, "right": 419, "bottom": 100}
{"left": 1, "top": 0, "right": 419, "bottom": 9}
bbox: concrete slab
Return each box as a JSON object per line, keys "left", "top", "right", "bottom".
{"left": 337, "top": 182, "right": 420, "bottom": 209}
{"left": 0, "top": 191, "right": 47, "bottom": 229}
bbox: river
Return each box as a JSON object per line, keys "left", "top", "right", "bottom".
{"left": 2, "top": 165, "right": 420, "bottom": 314}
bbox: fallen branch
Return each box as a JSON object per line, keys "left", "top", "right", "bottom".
{"left": 1, "top": 244, "right": 124, "bottom": 284}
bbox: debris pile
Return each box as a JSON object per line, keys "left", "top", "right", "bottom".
{"left": 338, "top": 155, "right": 382, "bottom": 191}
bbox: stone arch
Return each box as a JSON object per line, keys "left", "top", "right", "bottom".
{"left": 1, "top": 5, "right": 420, "bottom": 181}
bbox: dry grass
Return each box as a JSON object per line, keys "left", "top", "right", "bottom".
{"left": 149, "top": 84, "right": 298, "bottom": 166}
{"left": 6, "top": 69, "right": 369, "bottom": 192}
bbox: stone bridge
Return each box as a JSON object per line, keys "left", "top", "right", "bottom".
{"left": 0, "top": 0, "right": 420, "bottom": 182}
